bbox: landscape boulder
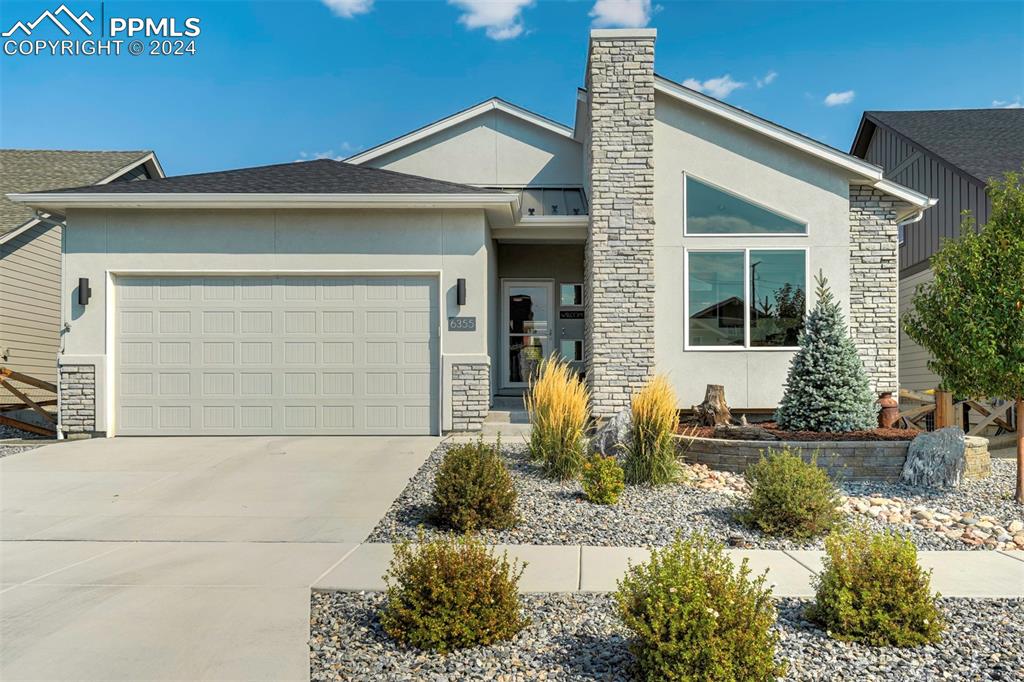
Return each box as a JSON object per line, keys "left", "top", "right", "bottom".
{"left": 590, "top": 408, "right": 631, "bottom": 458}
{"left": 901, "top": 427, "right": 967, "bottom": 487}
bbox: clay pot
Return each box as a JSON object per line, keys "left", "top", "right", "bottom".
{"left": 877, "top": 392, "right": 900, "bottom": 428}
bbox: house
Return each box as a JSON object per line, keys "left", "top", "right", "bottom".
{"left": 7, "top": 29, "right": 933, "bottom": 438}
{"left": 850, "top": 109, "right": 1024, "bottom": 393}
{"left": 0, "top": 150, "right": 163, "bottom": 411}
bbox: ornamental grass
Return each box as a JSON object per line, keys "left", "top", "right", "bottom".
{"left": 624, "top": 375, "right": 680, "bottom": 485}
{"left": 526, "top": 357, "right": 590, "bottom": 480}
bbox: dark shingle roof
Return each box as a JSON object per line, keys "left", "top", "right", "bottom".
{"left": 38, "top": 159, "right": 498, "bottom": 196}
{"left": 1, "top": 149, "right": 152, "bottom": 236}
{"left": 857, "top": 109, "right": 1024, "bottom": 184}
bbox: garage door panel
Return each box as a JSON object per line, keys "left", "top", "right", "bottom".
{"left": 115, "top": 275, "right": 438, "bottom": 436}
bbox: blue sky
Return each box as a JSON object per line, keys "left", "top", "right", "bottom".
{"left": 2, "top": 0, "right": 1022, "bottom": 176}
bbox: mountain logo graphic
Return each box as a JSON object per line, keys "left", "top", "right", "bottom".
{"left": 3, "top": 4, "right": 95, "bottom": 37}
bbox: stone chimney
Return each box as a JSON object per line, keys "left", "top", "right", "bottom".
{"left": 584, "top": 28, "right": 657, "bottom": 419}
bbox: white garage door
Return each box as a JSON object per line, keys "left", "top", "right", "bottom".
{"left": 115, "top": 275, "right": 439, "bottom": 436}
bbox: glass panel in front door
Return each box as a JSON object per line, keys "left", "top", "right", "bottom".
{"left": 508, "top": 285, "right": 550, "bottom": 384}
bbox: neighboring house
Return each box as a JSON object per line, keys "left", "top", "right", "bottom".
{"left": 8, "top": 29, "right": 933, "bottom": 438}
{"left": 0, "top": 150, "right": 163, "bottom": 405}
{"left": 850, "top": 109, "right": 1024, "bottom": 392}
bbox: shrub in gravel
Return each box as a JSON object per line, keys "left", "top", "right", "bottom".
{"left": 739, "top": 447, "right": 843, "bottom": 539}
{"left": 624, "top": 375, "right": 680, "bottom": 486}
{"left": 582, "top": 454, "right": 625, "bottom": 504}
{"left": 808, "top": 526, "right": 944, "bottom": 647}
{"left": 379, "top": 532, "right": 528, "bottom": 653}
{"left": 526, "top": 358, "right": 590, "bottom": 480}
{"left": 432, "top": 438, "right": 518, "bottom": 532}
{"left": 615, "top": 533, "right": 784, "bottom": 681}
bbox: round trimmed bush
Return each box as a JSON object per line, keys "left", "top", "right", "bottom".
{"left": 380, "top": 533, "right": 528, "bottom": 652}
{"left": 739, "top": 447, "right": 842, "bottom": 539}
{"left": 582, "top": 454, "right": 625, "bottom": 504}
{"left": 432, "top": 438, "right": 518, "bottom": 532}
{"left": 808, "top": 526, "right": 944, "bottom": 647}
{"left": 615, "top": 533, "right": 784, "bottom": 681}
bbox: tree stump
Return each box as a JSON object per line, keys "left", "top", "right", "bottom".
{"left": 693, "top": 384, "right": 732, "bottom": 427}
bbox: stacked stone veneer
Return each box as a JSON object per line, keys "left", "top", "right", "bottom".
{"left": 451, "top": 363, "right": 489, "bottom": 431}
{"left": 59, "top": 364, "right": 97, "bottom": 438}
{"left": 584, "top": 29, "right": 657, "bottom": 419}
{"left": 849, "top": 186, "right": 901, "bottom": 395}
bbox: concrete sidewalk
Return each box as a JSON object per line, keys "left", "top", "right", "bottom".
{"left": 315, "top": 543, "right": 1024, "bottom": 598}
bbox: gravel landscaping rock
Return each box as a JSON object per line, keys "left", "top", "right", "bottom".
{"left": 368, "top": 444, "right": 1022, "bottom": 550}
{"left": 310, "top": 591, "right": 1024, "bottom": 681}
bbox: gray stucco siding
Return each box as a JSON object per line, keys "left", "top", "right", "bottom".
{"left": 653, "top": 93, "right": 855, "bottom": 409}
{"left": 367, "top": 109, "right": 583, "bottom": 188}
{"left": 62, "top": 208, "right": 492, "bottom": 434}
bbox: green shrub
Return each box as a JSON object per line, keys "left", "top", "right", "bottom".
{"left": 582, "top": 454, "right": 625, "bottom": 504}
{"left": 624, "top": 375, "right": 680, "bottom": 485}
{"left": 432, "top": 438, "right": 518, "bottom": 532}
{"left": 615, "top": 533, "right": 784, "bottom": 681}
{"left": 739, "top": 447, "right": 842, "bottom": 539}
{"left": 526, "top": 358, "right": 590, "bottom": 480}
{"left": 380, "top": 532, "right": 528, "bottom": 652}
{"left": 807, "top": 526, "right": 944, "bottom": 647}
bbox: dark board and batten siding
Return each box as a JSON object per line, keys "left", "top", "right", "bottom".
{"left": 863, "top": 125, "right": 990, "bottom": 276}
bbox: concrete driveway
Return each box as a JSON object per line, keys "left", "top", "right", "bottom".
{"left": 0, "top": 435, "right": 438, "bottom": 681}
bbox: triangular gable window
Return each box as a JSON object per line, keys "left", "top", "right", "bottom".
{"left": 685, "top": 176, "right": 807, "bottom": 235}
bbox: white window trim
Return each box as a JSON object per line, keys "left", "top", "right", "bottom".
{"left": 682, "top": 172, "right": 809, "bottom": 238}
{"left": 683, "top": 247, "right": 810, "bottom": 352}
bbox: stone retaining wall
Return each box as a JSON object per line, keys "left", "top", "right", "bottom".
{"left": 677, "top": 435, "right": 991, "bottom": 483}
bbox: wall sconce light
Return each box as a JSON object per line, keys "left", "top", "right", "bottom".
{"left": 456, "top": 278, "right": 466, "bottom": 306}
{"left": 78, "top": 277, "right": 91, "bottom": 306}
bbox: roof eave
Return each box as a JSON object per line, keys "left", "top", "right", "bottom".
{"left": 345, "top": 98, "right": 574, "bottom": 165}
{"left": 6, "top": 192, "right": 520, "bottom": 213}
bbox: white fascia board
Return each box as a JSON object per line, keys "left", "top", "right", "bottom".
{"left": 654, "top": 77, "right": 884, "bottom": 180}
{"left": 653, "top": 77, "right": 935, "bottom": 210}
{"left": 95, "top": 152, "right": 165, "bottom": 185}
{"left": 0, "top": 217, "right": 44, "bottom": 244}
{"left": 515, "top": 215, "right": 589, "bottom": 228}
{"left": 6, "top": 192, "right": 520, "bottom": 212}
{"left": 346, "top": 99, "right": 574, "bottom": 165}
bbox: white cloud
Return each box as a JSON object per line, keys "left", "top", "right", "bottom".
{"left": 296, "top": 143, "right": 355, "bottom": 162}
{"left": 589, "top": 0, "right": 653, "bottom": 28}
{"left": 992, "top": 97, "right": 1022, "bottom": 109}
{"left": 321, "top": 0, "right": 373, "bottom": 18}
{"left": 682, "top": 74, "right": 746, "bottom": 99}
{"left": 824, "top": 90, "right": 855, "bottom": 107}
{"left": 449, "top": 0, "right": 534, "bottom": 40}
{"left": 755, "top": 71, "right": 777, "bottom": 88}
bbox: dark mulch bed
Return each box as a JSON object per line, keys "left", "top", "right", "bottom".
{"left": 684, "top": 422, "right": 921, "bottom": 442}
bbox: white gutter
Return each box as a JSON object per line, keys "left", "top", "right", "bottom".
{"left": 6, "top": 192, "right": 520, "bottom": 212}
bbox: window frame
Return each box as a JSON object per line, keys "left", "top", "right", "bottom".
{"left": 682, "top": 172, "right": 809, "bottom": 238}
{"left": 683, "top": 246, "right": 810, "bottom": 352}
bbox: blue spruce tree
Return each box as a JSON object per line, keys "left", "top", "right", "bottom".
{"left": 775, "top": 272, "right": 877, "bottom": 432}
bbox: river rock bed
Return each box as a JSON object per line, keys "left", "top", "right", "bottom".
{"left": 309, "top": 591, "right": 1024, "bottom": 681}
{"left": 367, "top": 444, "right": 1022, "bottom": 550}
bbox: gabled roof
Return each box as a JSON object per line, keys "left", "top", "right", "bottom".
{"left": 850, "top": 109, "right": 1024, "bottom": 184}
{"left": 651, "top": 75, "right": 935, "bottom": 214}
{"left": 0, "top": 149, "right": 161, "bottom": 238}
{"left": 346, "top": 97, "right": 575, "bottom": 165}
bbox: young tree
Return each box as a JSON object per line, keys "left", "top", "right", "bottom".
{"left": 903, "top": 171, "right": 1024, "bottom": 504}
{"left": 775, "top": 273, "right": 877, "bottom": 433}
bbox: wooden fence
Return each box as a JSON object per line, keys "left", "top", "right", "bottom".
{"left": 898, "top": 388, "right": 1017, "bottom": 451}
{"left": 0, "top": 367, "right": 57, "bottom": 437}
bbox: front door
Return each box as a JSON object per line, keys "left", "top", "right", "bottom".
{"left": 501, "top": 280, "right": 554, "bottom": 389}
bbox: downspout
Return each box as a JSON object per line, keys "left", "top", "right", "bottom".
{"left": 34, "top": 211, "right": 67, "bottom": 440}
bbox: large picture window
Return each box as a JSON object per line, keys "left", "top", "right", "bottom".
{"left": 685, "top": 175, "right": 807, "bottom": 235}
{"left": 686, "top": 249, "right": 807, "bottom": 349}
